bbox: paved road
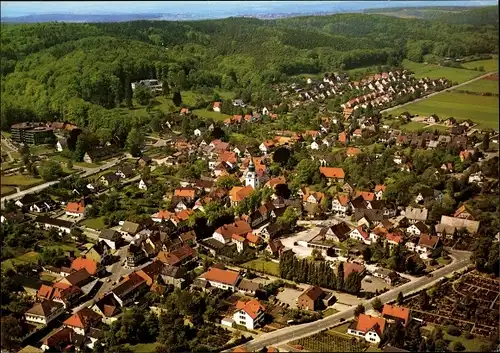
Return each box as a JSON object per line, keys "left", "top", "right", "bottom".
{"left": 381, "top": 71, "right": 498, "bottom": 115}
{"left": 0, "top": 157, "right": 124, "bottom": 207}
{"left": 236, "top": 251, "right": 471, "bottom": 352}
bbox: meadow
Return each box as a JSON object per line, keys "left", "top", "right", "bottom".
{"left": 402, "top": 59, "right": 484, "bottom": 84}
{"left": 455, "top": 78, "right": 499, "bottom": 94}
{"left": 461, "top": 58, "right": 498, "bottom": 72}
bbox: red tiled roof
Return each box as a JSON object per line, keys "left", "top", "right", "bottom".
{"left": 63, "top": 307, "right": 101, "bottom": 329}
{"left": 375, "top": 184, "right": 386, "bottom": 192}
{"left": 385, "top": 233, "right": 403, "bottom": 244}
{"left": 215, "top": 220, "right": 252, "bottom": 240}
{"left": 347, "top": 147, "right": 361, "bottom": 156}
{"left": 213, "top": 102, "right": 221, "bottom": 108}
{"left": 66, "top": 201, "right": 85, "bottom": 214}
{"left": 246, "top": 233, "right": 261, "bottom": 245}
{"left": 355, "top": 191, "right": 375, "bottom": 202}
{"left": 71, "top": 256, "right": 98, "bottom": 275}
{"left": 201, "top": 267, "right": 240, "bottom": 286}
{"left": 37, "top": 284, "right": 54, "bottom": 299}
{"left": 382, "top": 304, "right": 410, "bottom": 325}
{"left": 338, "top": 195, "right": 350, "bottom": 206}
{"left": 235, "top": 299, "right": 265, "bottom": 319}
{"left": 343, "top": 262, "right": 365, "bottom": 280}
{"left": 320, "top": 167, "right": 345, "bottom": 179}
{"left": 356, "top": 314, "right": 386, "bottom": 335}
{"left": 266, "top": 176, "right": 286, "bottom": 188}
{"left": 230, "top": 185, "right": 254, "bottom": 202}
{"left": 418, "top": 234, "right": 439, "bottom": 248}
{"left": 174, "top": 187, "right": 196, "bottom": 198}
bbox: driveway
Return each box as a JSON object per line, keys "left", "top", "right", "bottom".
{"left": 276, "top": 288, "right": 304, "bottom": 309}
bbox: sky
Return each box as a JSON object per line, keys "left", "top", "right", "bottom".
{"left": 1, "top": 1, "right": 497, "bottom": 17}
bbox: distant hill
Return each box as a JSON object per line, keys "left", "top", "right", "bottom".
{"left": 0, "top": 13, "right": 164, "bottom": 23}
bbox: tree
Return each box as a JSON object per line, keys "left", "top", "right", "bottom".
{"left": 277, "top": 207, "right": 298, "bottom": 231}
{"left": 1, "top": 315, "right": 22, "bottom": 350}
{"left": 215, "top": 175, "right": 241, "bottom": 189}
{"left": 172, "top": 90, "right": 182, "bottom": 107}
{"left": 134, "top": 85, "right": 152, "bottom": 105}
{"left": 273, "top": 147, "right": 291, "bottom": 166}
{"left": 447, "top": 325, "right": 460, "bottom": 337}
{"left": 39, "top": 160, "right": 63, "bottom": 181}
{"left": 482, "top": 132, "right": 490, "bottom": 151}
{"left": 372, "top": 297, "right": 383, "bottom": 312}
{"left": 362, "top": 247, "right": 372, "bottom": 263}
{"left": 275, "top": 183, "right": 291, "bottom": 199}
{"left": 67, "top": 159, "right": 73, "bottom": 169}
{"left": 354, "top": 304, "right": 365, "bottom": 317}
{"left": 452, "top": 341, "right": 465, "bottom": 352}
{"left": 397, "top": 292, "right": 404, "bottom": 305}
{"left": 336, "top": 262, "right": 344, "bottom": 291}
{"left": 419, "top": 290, "right": 430, "bottom": 310}
{"left": 126, "top": 128, "right": 144, "bottom": 157}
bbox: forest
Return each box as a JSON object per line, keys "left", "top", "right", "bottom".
{"left": 1, "top": 8, "right": 498, "bottom": 141}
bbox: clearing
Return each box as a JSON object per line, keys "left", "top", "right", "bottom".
{"left": 402, "top": 60, "right": 484, "bottom": 83}
{"left": 192, "top": 109, "right": 232, "bottom": 121}
{"left": 241, "top": 258, "right": 280, "bottom": 276}
{"left": 387, "top": 92, "right": 499, "bottom": 130}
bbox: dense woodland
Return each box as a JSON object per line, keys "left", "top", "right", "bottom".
{"left": 1, "top": 8, "right": 498, "bottom": 136}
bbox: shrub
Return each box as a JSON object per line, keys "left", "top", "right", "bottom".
{"left": 447, "top": 325, "right": 461, "bottom": 336}
{"left": 453, "top": 341, "right": 465, "bottom": 352}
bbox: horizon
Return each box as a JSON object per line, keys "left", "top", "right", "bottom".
{"left": 1, "top": 0, "right": 497, "bottom": 19}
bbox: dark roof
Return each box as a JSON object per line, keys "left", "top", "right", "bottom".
{"left": 112, "top": 272, "right": 146, "bottom": 298}
{"left": 99, "top": 229, "right": 120, "bottom": 240}
{"left": 121, "top": 221, "right": 141, "bottom": 235}
{"left": 237, "top": 279, "right": 262, "bottom": 292}
{"left": 100, "top": 172, "right": 121, "bottom": 183}
{"left": 350, "top": 195, "right": 368, "bottom": 209}
{"left": 329, "top": 222, "right": 351, "bottom": 239}
{"left": 353, "top": 209, "right": 384, "bottom": 222}
{"left": 414, "top": 221, "right": 429, "bottom": 233}
{"left": 161, "top": 264, "right": 186, "bottom": 279}
{"left": 64, "top": 268, "right": 91, "bottom": 286}
{"left": 86, "top": 146, "right": 119, "bottom": 159}
{"left": 300, "top": 286, "right": 324, "bottom": 301}
{"left": 35, "top": 216, "right": 73, "bottom": 229}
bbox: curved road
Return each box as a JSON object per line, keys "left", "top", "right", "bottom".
{"left": 236, "top": 251, "right": 471, "bottom": 352}
{"left": 381, "top": 71, "right": 498, "bottom": 115}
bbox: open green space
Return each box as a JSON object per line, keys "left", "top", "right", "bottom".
{"left": 81, "top": 216, "right": 106, "bottom": 230}
{"left": 124, "top": 342, "right": 161, "bottom": 353}
{"left": 2, "top": 251, "right": 40, "bottom": 270}
{"left": 455, "top": 79, "right": 499, "bottom": 94}
{"left": 1, "top": 174, "right": 43, "bottom": 187}
{"left": 322, "top": 307, "right": 339, "bottom": 317}
{"left": 51, "top": 154, "right": 101, "bottom": 168}
{"left": 29, "top": 145, "right": 55, "bottom": 156}
{"left": 241, "top": 258, "right": 280, "bottom": 276}
{"left": 388, "top": 92, "right": 499, "bottom": 130}
{"left": 192, "top": 109, "right": 232, "bottom": 121}
{"left": 461, "top": 58, "right": 498, "bottom": 72}
{"left": 402, "top": 59, "right": 483, "bottom": 83}
{"left": 399, "top": 121, "right": 428, "bottom": 132}
{"left": 40, "top": 274, "right": 57, "bottom": 282}
{"left": 1, "top": 185, "right": 16, "bottom": 196}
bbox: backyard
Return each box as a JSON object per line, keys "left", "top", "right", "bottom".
{"left": 1, "top": 174, "right": 44, "bottom": 190}
{"left": 81, "top": 216, "right": 106, "bottom": 230}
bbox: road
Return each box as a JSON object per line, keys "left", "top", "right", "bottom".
{"left": 381, "top": 71, "right": 498, "bottom": 115}
{"left": 235, "top": 251, "right": 471, "bottom": 352}
{"left": 0, "top": 157, "right": 124, "bottom": 207}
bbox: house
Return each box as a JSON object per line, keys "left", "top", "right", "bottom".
{"left": 229, "top": 185, "right": 254, "bottom": 206}
{"left": 233, "top": 299, "right": 266, "bottom": 330}
{"left": 137, "top": 155, "right": 152, "bottom": 168}
{"left": 347, "top": 314, "right": 386, "bottom": 343}
{"left": 138, "top": 179, "right": 149, "bottom": 190}
{"left": 66, "top": 200, "right": 85, "bottom": 217}
{"left": 213, "top": 220, "right": 253, "bottom": 245}
{"left": 174, "top": 187, "right": 197, "bottom": 202}
{"left": 406, "top": 221, "right": 429, "bottom": 236}
{"left": 115, "top": 165, "right": 135, "bottom": 179}
{"left": 200, "top": 267, "right": 241, "bottom": 291}
{"left": 98, "top": 229, "right": 122, "bottom": 250}
{"left": 25, "top": 300, "right": 65, "bottom": 325}
{"left": 453, "top": 205, "right": 476, "bottom": 220}
{"left": 160, "top": 264, "right": 187, "bottom": 289}
{"left": 83, "top": 242, "right": 111, "bottom": 265}
{"left": 259, "top": 140, "right": 275, "bottom": 154}
{"left": 35, "top": 216, "right": 74, "bottom": 234}
{"left": 213, "top": 102, "right": 222, "bottom": 112}
{"left": 372, "top": 268, "right": 400, "bottom": 285}
{"left": 355, "top": 191, "right": 375, "bottom": 202}
{"left": 111, "top": 272, "right": 148, "bottom": 307}
{"left": 331, "top": 195, "right": 350, "bottom": 216}
{"left": 382, "top": 304, "right": 411, "bottom": 327}
{"left": 91, "top": 293, "right": 121, "bottom": 324}
{"left": 374, "top": 185, "right": 386, "bottom": 200}
{"left": 468, "top": 171, "right": 484, "bottom": 185}
{"left": 427, "top": 114, "right": 439, "bottom": 123}
{"left": 180, "top": 107, "right": 190, "bottom": 115}
{"left": 63, "top": 307, "right": 102, "bottom": 335}
{"left": 98, "top": 172, "right": 120, "bottom": 187}
{"left": 266, "top": 239, "right": 284, "bottom": 258}
{"left": 319, "top": 167, "right": 345, "bottom": 183}
{"left": 297, "top": 286, "right": 326, "bottom": 311}
{"left": 59, "top": 269, "right": 92, "bottom": 288}
{"left": 156, "top": 244, "right": 197, "bottom": 267}
{"left": 320, "top": 222, "right": 351, "bottom": 243}
{"left": 415, "top": 234, "right": 442, "bottom": 259}
{"left": 440, "top": 163, "right": 454, "bottom": 173}
{"left": 119, "top": 221, "right": 142, "bottom": 237}
{"left": 439, "top": 215, "right": 480, "bottom": 234}
{"left": 37, "top": 283, "right": 82, "bottom": 308}
{"left": 30, "top": 199, "right": 58, "bottom": 213}
{"left": 236, "top": 279, "right": 262, "bottom": 296}
{"left": 404, "top": 207, "right": 428, "bottom": 224}
{"left": 346, "top": 147, "right": 361, "bottom": 157}
{"left": 70, "top": 256, "right": 101, "bottom": 276}
{"left": 341, "top": 262, "right": 366, "bottom": 280}
{"left": 83, "top": 146, "right": 120, "bottom": 164}
{"left": 126, "top": 243, "right": 147, "bottom": 267}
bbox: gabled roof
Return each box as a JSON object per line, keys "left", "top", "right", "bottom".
{"left": 112, "top": 272, "right": 146, "bottom": 298}
{"left": 230, "top": 185, "right": 254, "bottom": 202}
{"left": 93, "top": 293, "right": 121, "bottom": 317}
{"left": 26, "top": 300, "right": 63, "bottom": 317}
{"left": 215, "top": 220, "right": 252, "bottom": 240}
{"left": 66, "top": 201, "right": 85, "bottom": 214}
{"left": 405, "top": 207, "right": 428, "bottom": 221}
{"left": 355, "top": 190, "right": 375, "bottom": 202}
{"left": 63, "top": 268, "right": 91, "bottom": 286}
{"left": 355, "top": 314, "right": 386, "bottom": 335}
{"left": 201, "top": 267, "right": 240, "bottom": 286}
{"left": 156, "top": 244, "right": 195, "bottom": 266}
{"left": 417, "top": 234, "right": 440, "bottom": 249}
{"left": 382, "top": 304, "right": 410, "bottom": 324}
{"left": 319, "top": 167, "right": 345, "bottom": 179}
{"left": 235, "top": 299, "right": 265, "bottom": 319}
{"left": 174, "top": 187, "right": 197, "bottom": 198}
{"left": 299, "top": 285, "right": 324, "bottom": 301}
{"left": 343, "top": 262, "right": 365, "bottom": 280}
{"left": 121, "top": 221, "right": 141, "bottom": 234}
{"left": 71, "top": 257, "right": 98, "bottom": 275}
{"left": 63, "top": 307, "right": 101, "bottom": 329}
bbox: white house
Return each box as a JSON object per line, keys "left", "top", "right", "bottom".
{"left": 194, "top": 129, "right": 202, "bottom": 137}
{"left": 331, "top": 195, "right": 350, "bottom": 216}
{"left": 349, "top": 226, "right": 370, "bottom": 244}
{"left": 138, "top": 179, "right": 148, "bottom": 190}
{"left": 232, "top": 299, "right": 266, "bottom": 330}
{"left": 406, "top": 222, "right": 428, "bottom": 236}
{"left": 468, "top": 171, "right": 484, "bottom": 185}
{"left": 262, "top": 107, "right": 270, "bottom": 116}
{"left": 415, "top": 234, "right": 442, "bottom": 260}
{"left": 25, "top": 300, "right": 65, "bottom": 325}
{"left": 347, "top": 314, "right": 386, "bottom": 343}
{"left": 310, "top": 141, "right": 320, "bottom": 150}
{"left": 393, "top": 155, "right": 403, "bottom": 165}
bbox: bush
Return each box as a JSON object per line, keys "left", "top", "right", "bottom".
{"left": 447, "top": 325, "right": 461, "bottom": 337}
{"left": 452, "top": 341, "right": 465, "bottom": 352}
{"left": 463, "top": 332, "right": 474, "bottom": 340}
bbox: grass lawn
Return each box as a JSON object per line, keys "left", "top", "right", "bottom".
{"left": 40, "top": 274, "right": 57, "bottom": 282}
{"left": 330, "top": 322, "right": 352, "bottom": 335}
{"left": 388, "top": 92, "right": 499, "bottom": 130}
{"left": 30, "top": 145, "right": 55, "bottom": 156}
{"left": 1, "top": 174, "right": 43, "bottom": 187}
{"left": 2, "top": 251, "right": 40, "bottom": 270}
{"left": 124, "top": 342, "right": 161, "bottom": 353}
{"left": 424, "top": 124, "right": 450, "bottom": 133}
{"left": 1, "top": 185, "right": 16, "bottom": 196}
{"left": 322, "top": 307, "right": 339, "bottom": 317}
{"left": 2, "top": 131, "right": 12, "bottom": 138}
{"left": 81, "top": 216, "right": 106, "bottom": 230}
{"left": 437, "top": 256, "right": 452, "bottom": 265}
{"left": 400, "top": 121, "right": 428, "bottom": 132}
{"left": 461, "top": 58, "right": 498, "bottom": 72}
{"left": 192, "top": 108, "right": 232, "bottom": 121}
{"left": 402, "top": 59, "right": 483, "bottom": 83}
{"left": 455, "top": 78, "right": 499, "bottom": 94}
{"left": 241, "top": 258, "right": 280, "bottom": 276}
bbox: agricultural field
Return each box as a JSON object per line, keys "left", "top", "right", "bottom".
{"left": 1, "top": 174, "right": 44, "bottom": 189}
{"left": 402, "top": 59, "right": 484, "bottom": 83}
{"left": 291, "top": 324, "right": 365, "bottom": 352}
{"left": 388, "top": 92, "right": 499, "bottom": 130}
{"left": 461, "top": 58, "right": 498, "bottom": 73}
{"left": 405, "top": 270, "right": 499, "bottom": 338}
{"left": 455, "top": 76, "right": 499, "bottom": 94}
{"left": 241, "top": 258, "right": 280, "bottom": 276}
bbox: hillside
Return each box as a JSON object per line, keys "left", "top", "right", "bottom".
{"left": 1, "top": 13, "right": 498, "bottom": 137}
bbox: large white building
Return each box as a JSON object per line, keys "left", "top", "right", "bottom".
{"left": 232, "top": 299, "right": 266, "bottom": 330}
{"left": 347, "top": 314, "right": 386, "bottom": 343}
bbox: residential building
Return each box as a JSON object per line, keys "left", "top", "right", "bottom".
{"left": 415, "top": 234, "right": 442, "bottom": 259}
{"left": 91, "top": 293, "right": 121, "bottom": 324}
{"left": 347, "top": 314, "right": 386, "bottom": 343}
{"left": 111, "top": 272, "right": 148, "bottom": 307}
{"left": 297, "top": 286, "right": 326, "bottom": 311}
{"left": 382, "top": 304, "right": 411, "bottom": 327}
{"left": 200, "top": 267, "right": 241, "bottom": 291}
{"left": 233, "top": 299, "right": 266, "bottom": 330}
{"left": 160, "top": 264, "right": 187, "bottom": 289}
{"left": 71, "top": 256, "right": 101, "bottom": 276}
{"left": 98, "top": 229, "right": 122, "bottom": 250}
{"left": 63, "top": 307, "right": 102, "bottom": 335}
{"left": 65, "top": 200, "right": 85, "bottom": 217}
{"left": 404, "top": 207, "right": 428, "bottom": 224}
{"left": 236, "top": 279, "right": 262, "bottom": 296}
{"left": 156, "top": 244, "right": 197, "bottom": 267}
{"left": 25, "top": 300, "right": 65, "bottom": 325}
{"left": 320, "top": 222, "right": 351, "bottom": 243}
{"left": 213, "top": 220, "right": 252, "bottom": 245}
{"left": 35, "top": 216, "right": 74, "bottom": 234}
{"left": 406, "top": 221, "right": 429, "bottom": 236}
{"left": 331, "top": 195, "right": 350, "bottom": 216}
{"left": 319, "top": 167, "right": 345, "bottom": 183}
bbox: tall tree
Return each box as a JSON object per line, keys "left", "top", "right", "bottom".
{"left": 482, "top": 132, "right": 490, "bottom": 151}
{"left": 126, "top": 128, "right": 144, "bottom": 157}
{"left": 172, "top": 90, "right": 182, "bottom": 107}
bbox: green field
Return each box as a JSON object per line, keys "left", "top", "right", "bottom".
{"left": 2, "top": 251, "right": 40, "bottom": 270}
{"left": 241, "top": 258, "right": 280, "bottom": 276}
{"left": 1, "top": 185, "right": 16, "bottom": 196}
{"left": 81, "top": 216, "right": 106, "bottom": 230}
{"left": 322, "top": 308, "right": 340, "bottom": 317}
{"left": 400, "top": 121, "right": 428, "bottom": 132}
{"left": 456, "top": 78, "right": 499, "bottom": 94}
{"left": 124, "top": 342, "right": 161, "bottom": 353}
{"left": 192, "top": 109, "right": 232, "bottom": 121}
{"left": 1, "top": 174, "right": 43, "bottom": 187}
{"left": 388, "top": 92, "right": 499, "bottom": 130}
{"left": 402, "top": 59, "right": 483, "bottom": 83}
{"left": 461, "top": 58, "right": 498, "bottom": 72}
